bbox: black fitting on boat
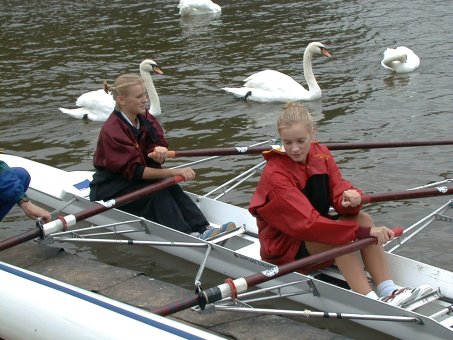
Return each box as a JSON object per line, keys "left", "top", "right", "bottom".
{"left": 198, "top": 291, "right": 207, "bottom": 310}
{"left": 197, "top": 286, "right": 223, "bottom": 310}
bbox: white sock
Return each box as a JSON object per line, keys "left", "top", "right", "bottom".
{"left": 365, "top": 291, "right": 379, "bottom": 300}
{"left": 377, "top": 280, "right": 401, "bottom": 297}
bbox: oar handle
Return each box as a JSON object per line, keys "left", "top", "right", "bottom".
{"left": 148, "top": 151, "right": 177, "bottom": 158}
{"left": 393, "top": 227, "right": 403, "bottom": 237}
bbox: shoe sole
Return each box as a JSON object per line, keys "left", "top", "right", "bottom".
{"left": 202, "top": 228, "right": 220, "bottom": 240}
{"left": 220, "top": 222, "right": 236, "bottom": 233}
{"left": 400, "top": 284, "right": 434, "bottom": 306}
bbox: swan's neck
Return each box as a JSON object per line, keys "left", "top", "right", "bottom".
{"left": 303, "top": 49, "right": 321, "bottom": 93}
{"left": 382, "top": 53, "right": 407, "bottom": 68}
{"left": 140, "top": 70, "right": 161, "bottom": 116}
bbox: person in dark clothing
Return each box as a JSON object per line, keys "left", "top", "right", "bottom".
{"left": 0, "top": 160, "right": 51, "bottom": 222}
{"left": 89, "top": 70, "right": 228, "bottom": 239}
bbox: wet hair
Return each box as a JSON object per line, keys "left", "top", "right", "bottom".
{"left": 104, "top": 73, "right": 144, "bottom": 110}
{"left": 277, "top": 103, "right": 315, "bottom": 133}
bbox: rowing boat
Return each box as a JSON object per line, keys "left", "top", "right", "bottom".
{"left": 0, "top": 260, "right": 223, "bottom": 339}
{"left": 1, "top": 153, "right": 452, "bottom": 339}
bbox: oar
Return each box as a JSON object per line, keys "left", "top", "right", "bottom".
{"left": 361, "top": 185, "right": 453, "bottom": 204}
{"left": 152, "top": 228, "right": 403, "bottom": 316}
{"left": 0, "top": 176, "right": 185, "bottom": 251}
{"left": 149, "top": 139, "right": 453, "bottom": 158}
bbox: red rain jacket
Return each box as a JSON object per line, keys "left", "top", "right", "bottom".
{"left": 249, "top": 142, "right": 369, "bottom": 266}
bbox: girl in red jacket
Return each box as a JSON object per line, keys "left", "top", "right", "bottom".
{"left": 249, "top": 103, "right": 432, "bottom": 305}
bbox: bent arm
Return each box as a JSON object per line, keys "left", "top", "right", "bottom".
{"left": 142, "top": 166, "right": 196, "bottom": 181}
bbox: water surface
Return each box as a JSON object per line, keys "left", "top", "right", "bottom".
{"left": 1, "top": 1, "right": 452, "bottom": 338}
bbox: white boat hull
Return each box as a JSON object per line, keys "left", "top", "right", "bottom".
{"left": 0, "top": 261, "right": 223, "bottom": 339}
{"left": 1, "top": 154, "right": 452, "bottom": 340}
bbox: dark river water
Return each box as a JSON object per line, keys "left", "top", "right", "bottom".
{"left": 1, "top": 1, "right": 452, "bottom": 338}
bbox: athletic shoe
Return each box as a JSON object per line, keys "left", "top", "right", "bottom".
{"left": 189, "top": 231, "right": 201, "bottom": 238}
{"left": 219, "top": 222, "right": 236, "bottom": 233}
{"left": 380, "top": 284, "right": 434, "bottom": 307}
{"left": 198, "top": 228, "right": 220, "bottom": 240}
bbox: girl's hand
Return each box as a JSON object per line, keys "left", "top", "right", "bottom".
{"left": 149, "top": 146, "right": 168, "bottom": 164}
{"left": 172, "top": 167, "right": 196, "bottom": 181}
{"left": 341, "top": 189, "right": 362, "bottom": 208}
{"left": 369, "top": 226, "right": 395, "bottom": 245}
{"left": 21, "top": 201, "right": 51, "bottom": 223}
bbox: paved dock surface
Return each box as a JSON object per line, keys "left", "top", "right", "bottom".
{"left": 1, "top": 242, "right": 352, "bottom": 339}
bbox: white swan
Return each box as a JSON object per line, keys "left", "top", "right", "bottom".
{"left": 222, "top": 42, "right": 332, "bottom": 103}
{"left": 381, "top": 46, "right": 420, "bottom": 73}
{"left": 177, "top": 0, "right": 221, "bottom": 16}
{"left": 59, "top": 59, "right": 163, "bottom": 121}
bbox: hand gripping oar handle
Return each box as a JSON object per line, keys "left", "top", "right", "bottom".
{"left": 0, "top": 175, "right": 185, "bottom": 252}
{"left": 361, "top": 185, "right": 453, "bottom": 204}
{"left": 149, "top": 139, "right": 453, "bottom": 158}
{"left": 153, "top": 228, "right": 403, "bottom": 316}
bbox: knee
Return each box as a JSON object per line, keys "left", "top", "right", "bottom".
{"left": 357, "top": 211, "right": 373, "bottom": 227}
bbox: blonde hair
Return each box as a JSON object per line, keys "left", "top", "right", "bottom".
{"left": 104, "top": 73, "right": 144, "bottom": 110}
{"left": 277, "top": 103, "right": 315, "bottom": 133}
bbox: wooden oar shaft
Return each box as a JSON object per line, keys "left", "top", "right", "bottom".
{"left": 154, "top": 231, "right": 405, "bottom": 316}
{"left": 361, "top": 185, "right": 453, "bottom": 204}
{"left": 0, "top": 229, "right": 41, "bottom": 251}
{"left": 164, "top": 146, "right": 268, "bottom": 158}
{"left": 74, "top": 176, "right": 184, "bottom": 222}
{"left": 154, "top": 139, "right": 453, "bottom": 158}
{"left": 244, "top": 237, "right": 377, "bottom": 287}
{"left": 153, "top": 238, "right": 377, "bottom": 316}
{"left": 326, "top": 139, "right": 453, "bottom": 150}
{"left": 0, "top": 176, "right": 185, "bottom": 252}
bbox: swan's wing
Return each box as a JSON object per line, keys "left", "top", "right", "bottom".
{"left": 76, "top": 89, "right": 112, "bottom": 106}
{"left": 381, "top": 48, "right": 403, "bottom": 70}
{"left": 178, "top": 0, "right": 221, "bottom": 15}
{"left": 222, "top": 87, "right": 303, "bottom": 103}
{"left": 398, "top": 47, "right": 420, "bottom": 68}
{"left": 59, "top": 107, "right": 92, "bottom": 120}
{"left": 59, "top": 106, "right": 111, "bottom": 121}
{"left": 243, "top": 69, "right": 306, "bottom": 93}
{"left": 381, "top": 47, "right": 420, "bottom": 72}
{"left": 382, "top": 47, "right": 395, "bottom": 60}
{"left": 75, "top": 89, "right": 114, "bottom": 114}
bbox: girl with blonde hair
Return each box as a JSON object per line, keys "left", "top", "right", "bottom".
{"left": 249, "top": 103, "right": 432, "bottom": 306}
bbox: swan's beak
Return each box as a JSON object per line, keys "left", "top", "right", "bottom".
{"left": 153, "top": 66, "right": 164, "bottom": 75}
{"left": 321, "top": 47, "right": 332, "bottom": 58}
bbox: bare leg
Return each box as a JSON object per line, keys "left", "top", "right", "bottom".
{"left": 306, "top": 241, "right": 373, "bottom": 294}
{"left": 360, "top": 244, "right": 392, "bottom": 285}
{"left": 305, "top": 211, "right": 392, "bottom": 295}
{"left": 340, "top": 211, "right": 392, "bottom": 288}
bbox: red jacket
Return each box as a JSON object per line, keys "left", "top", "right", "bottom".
{"left": 249, "top": 142, "right": 368, "bottom": 266}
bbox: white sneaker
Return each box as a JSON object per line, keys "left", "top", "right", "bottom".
{"left": 381, "top": 284, "right": 434, "bottom": 307}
